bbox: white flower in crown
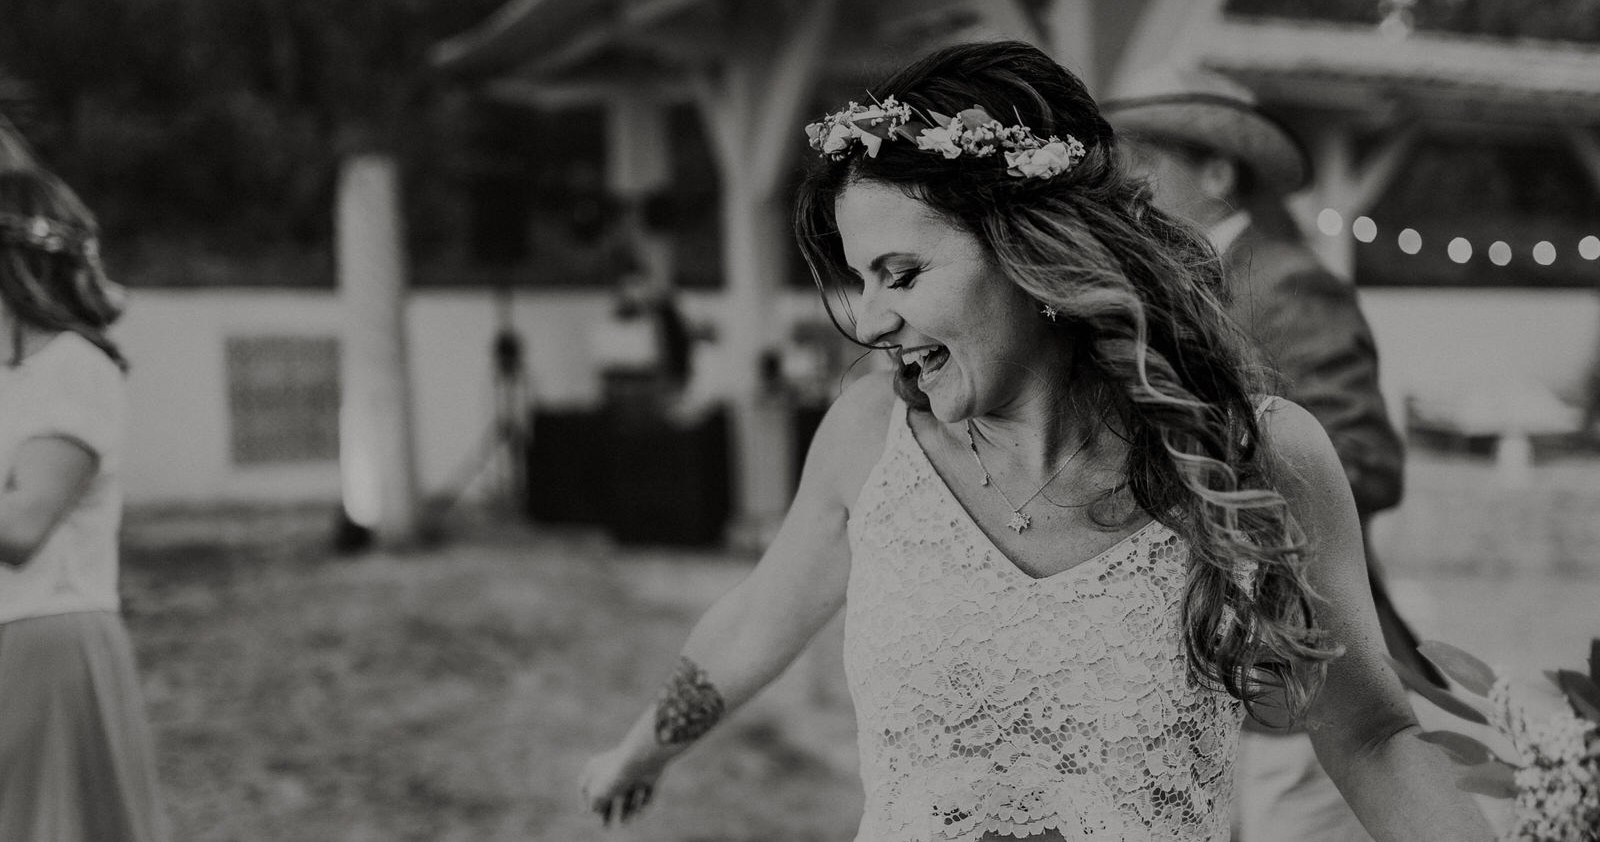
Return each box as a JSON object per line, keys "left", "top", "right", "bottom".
{"left": 914, "top": 122, "right": 962, "bottom": 159}
{"left": 822, "top": 121, "right": 856, "bottom": 155}
{"left": 1006, "top": 137, "right": 1087, "bottom": 179}
{"left": 806, "top": 98, "right": 1086, "bottom": 181}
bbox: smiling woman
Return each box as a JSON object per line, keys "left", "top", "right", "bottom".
{"left": 578, "top": 40, "right": 1496, "bottom": 842}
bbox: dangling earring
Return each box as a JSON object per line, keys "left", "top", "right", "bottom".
{"left": 1040, "top": 303, "right": 1058, "bottom": 322}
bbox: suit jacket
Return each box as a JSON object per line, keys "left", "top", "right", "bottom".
{"left": 1221, "top": 215, "right": 1447, "bottom": 709}
{"left": 1221, "top": 221, "right": 1404, "bottom": 518}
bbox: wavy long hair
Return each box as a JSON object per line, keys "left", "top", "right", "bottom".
{"left": 0, "top": 167, "right": 127, "bottom": 369}
{"left": 794, "top": 41, "right": 1340, "bottom": 721}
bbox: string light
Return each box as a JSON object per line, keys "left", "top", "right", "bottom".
{"left": 1581, "top": 235, "right": 1600, "bottom": 260}
{"left": 1352, "top": 216, "right": 1377, "bottom": 243}
{"left": 1397, "top": 228, "right": 1422, "bottom": 255}
{"left": 1315, "top": 215, "right": 1597, "bottom": 269}
{"left": 1317, "top": 208, "right": 1343, "bottom": 236}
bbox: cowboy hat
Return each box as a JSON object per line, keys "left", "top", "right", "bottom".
{"left": 1101, "top": 66, "right": 1309, "bottom": 194}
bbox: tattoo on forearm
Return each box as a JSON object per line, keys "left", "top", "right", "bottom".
{"left": 654, "top": 656, "right": 725, "bottom": 745}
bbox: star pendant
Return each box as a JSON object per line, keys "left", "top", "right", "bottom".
{"left": 1006, "top": 510, "right": 1031, "bottom": 533}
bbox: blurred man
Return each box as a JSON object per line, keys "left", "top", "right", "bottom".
{"left": 1105, "top": 69, "right": 1444, "bottom": 842}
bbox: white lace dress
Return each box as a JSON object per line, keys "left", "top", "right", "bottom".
{"left": 843, "top": 400, "right": 1243, "bottom": 841}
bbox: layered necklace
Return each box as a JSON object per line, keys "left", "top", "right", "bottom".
{"left": 964, "top": 421, "right": 1091, "bottom": 533}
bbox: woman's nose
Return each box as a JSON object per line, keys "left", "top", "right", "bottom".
{"left": 852, "top": 286, "right": 901, "bottom": 347}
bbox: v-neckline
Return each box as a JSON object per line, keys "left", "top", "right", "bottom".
{"left": 900, "top": 406, "right": 1164, "bottom": 584}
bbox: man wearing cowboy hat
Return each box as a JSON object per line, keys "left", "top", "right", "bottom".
{"left": 1105, "top": 69, "right": 1443, "bottom": 842}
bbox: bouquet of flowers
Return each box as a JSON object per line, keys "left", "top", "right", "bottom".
{"left": 1389, "top": 639, "right": 1600, "bottom": 841}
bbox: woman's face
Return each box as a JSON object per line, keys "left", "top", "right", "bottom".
{"left": 834, "top": 180, "right": 1065, "bottom": 422}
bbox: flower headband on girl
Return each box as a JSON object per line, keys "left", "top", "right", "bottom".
{"left": 805, "top": 96, "right": 1087, "bottom": 180}
{"left": 0, "top": 211, "right": 101, "bottom": 264}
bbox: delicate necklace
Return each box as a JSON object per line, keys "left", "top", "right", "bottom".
{"left": 964, "top": 421, "right": 1091, "bottom": 533}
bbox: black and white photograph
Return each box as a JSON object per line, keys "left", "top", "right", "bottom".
{"left": 1, "top": 1, "right": 1597, "bottom": 840}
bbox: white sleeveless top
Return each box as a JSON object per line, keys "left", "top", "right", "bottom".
{"left": 843, "top": 399, "right": 1243, "bottom": 841}
{"left": 0, "top": 332, "right": 125, "bottom": 624}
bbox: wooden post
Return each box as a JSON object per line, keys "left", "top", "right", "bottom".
{"left": 1304, "top": 125, "right": 1358, "bottom": 279}
{"left": 693, "top": 0, "right": 838, "bottom": 550}
{"left": 606, "top": 92, "right": 674, "bottom": 287}
{"left": 1297, "top": 123, "right": 1415, "bottom": 281}
{"left": 336, "top": 154, "right": 421, "bottom": 547}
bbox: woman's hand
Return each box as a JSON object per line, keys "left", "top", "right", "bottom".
{"left": 579, "top": 745, "right": 667, "bottom": 826}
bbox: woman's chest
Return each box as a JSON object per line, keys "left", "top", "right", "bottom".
{"left": 844, "top": 521, "right": 1189, "bottom": 685}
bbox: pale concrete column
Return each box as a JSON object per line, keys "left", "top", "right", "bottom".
{"left": 337, "top": 154, "right": 421, "bottom": 547}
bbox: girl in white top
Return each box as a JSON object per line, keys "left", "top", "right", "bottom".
{"left": 579, "top": 42, "right": 1492, "bottom": 842}
{"left": 0, "top": 167, "right": 169, "bottom": 842}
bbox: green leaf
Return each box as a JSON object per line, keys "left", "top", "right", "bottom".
{"left": 1455, "top": 759, "right": 1517, "bottom": 799}
{"left": 1386, "top": 654, "right": 1490, "bottom": 725}
{"left": 1417, "top": 729, "right": 1498, "bottom": 766}
{"left": 1552, "top": 669, "right": 1600, "bottom": 723}
{"left": 1418, "top": 641, "right": 1497, "bottom": 696}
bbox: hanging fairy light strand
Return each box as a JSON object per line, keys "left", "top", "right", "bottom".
{"left": 1313, "top": 208, "right": 1600, "bottom": 267}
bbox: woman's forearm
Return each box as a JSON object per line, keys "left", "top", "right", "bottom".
{"left": 1317, "top": 721, "right": 1496, "bottom": 842}
{"left": 613, "top": 572, "right": 841, "bottom": 768}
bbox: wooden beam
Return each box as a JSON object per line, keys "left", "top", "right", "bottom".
{"left": 972, "top": 0, "right": 1045, "bottom": 46}
{"left": 431, "top": 0, "right": 603, "bottom": 76}
{"left": 749, "top": 0, "right": 839, "bottom": 196}
{"left": 482, "top": 76, "right": 689, "bottom": 109}
{"left": 1344, "top": 124, "right": 1420, "bottom": 217}
{"left": 1106, "top": 0, "right": 1226, "bottom": 97}
{"left": 1565, "top": 128, "right": 1600, "bottom": 196}
{"left": 1043, "top": 0, "right": 1095, "bottom": 90}
{"left": 689, "top": 68, "right": 737, "bottom": 173}
{"left": 623, "top": 0, "right": 708, "bottom": 27}
{"left": 0, "top": 113, "right": 33, "bottom": 167}
{"left": 506, "top": 27, "right": 617, "bottom": 79}
{"left": 1305, "top": 123, "right": 1357, "bottom": 279}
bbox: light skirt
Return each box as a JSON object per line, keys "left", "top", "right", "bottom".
{"left": 0, "top": 610, "right": 170, "bottom": 842}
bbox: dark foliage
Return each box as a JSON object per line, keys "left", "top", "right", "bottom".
{"left": 0, "top": 0, "right": 509, "bottom": 280}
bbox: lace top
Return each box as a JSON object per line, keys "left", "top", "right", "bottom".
{"left": 843, "top": 400, "right": 1243, "bottom": 841}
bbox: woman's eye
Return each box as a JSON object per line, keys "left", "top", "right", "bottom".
{"left": 887, "top": 267, "right": 924, "bottom": 289}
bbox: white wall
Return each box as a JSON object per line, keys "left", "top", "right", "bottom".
{"left": 112, "top": 286, "right": 1600, "bottom": 506}
{"left": 116, "top": 290, "right": 344, "bottom": 504}
{"left": 1360, "top": 288, "right": 1599, "bottom": 432}
{"left": 113, "top": 287, "right": 835, "bottom": 506}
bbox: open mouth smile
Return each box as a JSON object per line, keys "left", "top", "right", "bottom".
{"left": 900, "top": 344, "right": 950, "bottom": 387}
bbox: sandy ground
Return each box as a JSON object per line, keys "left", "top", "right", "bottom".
{"left": 117, "top": 447, "right": 1599, "bottom": 840}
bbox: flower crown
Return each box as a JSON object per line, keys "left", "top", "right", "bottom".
{"left": 805, "top": 96, "right": 1087, "bottom": 180}
{"left": 0, "top": 211, "right": 100, "bottom": 264}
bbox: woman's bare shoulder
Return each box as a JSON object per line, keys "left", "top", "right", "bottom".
{"left": 1255, "top": 396, "right": 1350, "bottom": 502}
{"left": 799, "top": 370, "right": 898, "bottom": 506}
